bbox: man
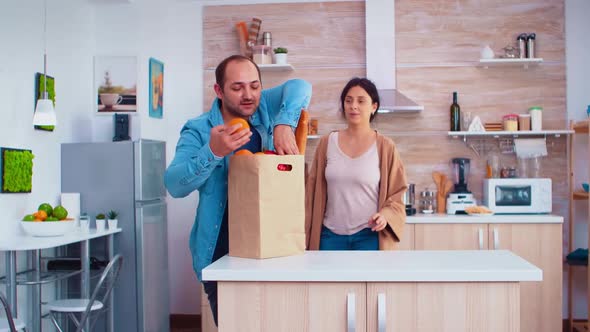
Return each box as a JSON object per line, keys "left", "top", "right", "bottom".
{"left": 164, "top": 54, "right": 312, "bottom": 325}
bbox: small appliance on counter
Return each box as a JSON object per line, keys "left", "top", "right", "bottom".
{"left": 483, "top": 178, "right": 552, "bottom": 214}
{"left": 447, "top": 158, "right": 477, "bottom": 214}
{"left": 403, "top": 183, "right": 416, "bottom": 216}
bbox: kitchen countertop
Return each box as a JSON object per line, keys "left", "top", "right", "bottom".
{"left": 202, "top": 250, "right": 542, "bottom": 282}
{"left": 406, "top": 213, "right": 563, "bottom": 224}
{"left": 0, "top": 228, "right": 122, "bottom": 251}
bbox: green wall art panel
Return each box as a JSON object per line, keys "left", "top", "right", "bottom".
{"left": 0, "top": 147, "right": 34, "bottom": 193}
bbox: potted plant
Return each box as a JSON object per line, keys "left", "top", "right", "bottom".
{"left": 107, "top": 210, "right": 119, "bottom": 230}
{"left": 273, "top": 47, "right": 288, "bottom": 65}
{"left": 95, "top": 213, "right": 106, "bottom": 232}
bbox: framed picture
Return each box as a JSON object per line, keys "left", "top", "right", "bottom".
{"left": 94, "top": 56, "right": 137, "bottom": 113}
{"left": 34, "top": 73, "right": 55, "bottom": 131}
{"left": 149, "top": 58, "right": 164, "bottom": 119}
{"left": 0, "top": 147, "right": 34, "bottom": 193}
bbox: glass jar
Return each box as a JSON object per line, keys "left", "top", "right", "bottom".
{"left": 529, "top": 106, "right": 543, "bottom": 131}
{"left": 503, "top": 114, "right": 518, "bottom": 131}
{"left": 419, "top": 189, "right": 436, "bottom": 214}
{"left": 252, "top": 45, "right": 272, "bottom": 65}
{"left": 518, "top": 114, "right": 531, "bottom": 131}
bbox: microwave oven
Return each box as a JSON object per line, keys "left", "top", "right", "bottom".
{"left": 483, "top": 178, "right": 552, "bottom": 214}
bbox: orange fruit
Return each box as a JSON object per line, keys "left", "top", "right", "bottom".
{"left": 234, "top": 149, "right": 253, "bottom": 156}
{"left": 34, "top": 210, "right": 47, "bottom": 221}
{"left": 228, "top": 118, "right": 250, "bottom": 134}
{"left": 254, "top": 152, "right": 265, "bottom": 155}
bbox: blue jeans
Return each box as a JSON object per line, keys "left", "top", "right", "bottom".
{"left": 319, "top": 225, "right": 379, "bottom": 250}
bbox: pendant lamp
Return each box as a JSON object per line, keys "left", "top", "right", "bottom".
{"left": 33, "top": 0, "right": 57, "bottom": 127}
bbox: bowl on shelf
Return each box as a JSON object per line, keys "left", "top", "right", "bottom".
{"left": 21, "top": 219, "right": 75, "bottom": 237}
{"left": 582, "top": 183, "right": 589, "bottom": 193}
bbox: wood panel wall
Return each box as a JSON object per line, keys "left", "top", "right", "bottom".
{"left": 203, "top": 0, "right": 568, "bottom": 250}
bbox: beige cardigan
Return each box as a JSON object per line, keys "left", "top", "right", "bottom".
{"left": 305, "top": 131, "right": 408, "bottom": 250}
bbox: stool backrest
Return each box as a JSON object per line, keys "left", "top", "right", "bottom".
{"left": 0, "top": 292, "right": 18, "bottom": 332}
{"left": 76, "top": 254, "right": 123, "bottom": 332}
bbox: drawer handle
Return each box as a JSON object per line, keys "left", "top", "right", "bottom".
{"left": 478, "top": 228, "right": 484, "bottom": 250}
{"left": 378, "top": 293, "right": 386, "bottom": 332}
{"left": 347, "top": 293, "right": 355, "bottom": 332}
{"left": 493, "top": 228, "right": 499, "bottom": 250}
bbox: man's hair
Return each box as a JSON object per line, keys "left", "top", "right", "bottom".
{"left": 215, "top": 55, "right": 261, "bottom": 90}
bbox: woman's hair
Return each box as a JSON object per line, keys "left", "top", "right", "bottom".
{"left": 339, "top": 77, "right": 380, "bottom": 122}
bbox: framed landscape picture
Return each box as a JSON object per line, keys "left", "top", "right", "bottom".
{"left": 149, "top": 58, "right": 163, "bottom": 119}
{"left": 94, "top": 56, "right": 137, "bottom": 114}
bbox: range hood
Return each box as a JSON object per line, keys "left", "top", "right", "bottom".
{"left": 366, "top": 0, "right": 423, "bottom": 113}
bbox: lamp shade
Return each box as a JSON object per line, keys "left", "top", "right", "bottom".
{"left": 33, "top": 99, "right": 57, "bottom": 126}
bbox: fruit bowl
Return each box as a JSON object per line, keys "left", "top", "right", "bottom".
{"left": 21, "top": 220, "right": 75, "bottom": 237}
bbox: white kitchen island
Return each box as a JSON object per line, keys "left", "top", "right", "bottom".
{"left": 203, "top": 250, "right": 541, "bottom": 332}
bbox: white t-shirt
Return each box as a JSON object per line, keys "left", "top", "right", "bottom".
{"left": 323, "top": 131, "right": 380, "bottom": 235}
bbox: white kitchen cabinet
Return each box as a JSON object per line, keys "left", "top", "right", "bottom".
{"left": 366, "top": 282, "right": 519, "bottom": 332}
{"left": 489, "top": 223, "right": 562, "bottom": 332}
{"left": 413, "top": 221, "right": 562, "bottom": 332}
{"left": 218, "top": 282, "right": 366, "bottom": 331}
{"left": 414, "top": 223, "right": 488, "bottom": 250}
{"left": 215, "top": 280, "right": 520, "bottom": 332}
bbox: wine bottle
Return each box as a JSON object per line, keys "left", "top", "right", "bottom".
{"left": 450, "top": 91, "right": 461, "bottom": 131}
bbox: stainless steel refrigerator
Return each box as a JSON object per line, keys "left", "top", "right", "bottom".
{"left": 61, "top": 139, "right": 169, "bottom": 332}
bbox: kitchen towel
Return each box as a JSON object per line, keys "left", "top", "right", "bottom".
{"left": 514, "top": 138, "right": 547, "bottom": 158}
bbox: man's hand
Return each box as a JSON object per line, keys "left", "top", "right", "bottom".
{"left": 209, "top": 124, "right": 252, "bottom": 157}
{"left": 273, "top": 124, "right": 299, "bottom": 155}
{"left": 368, "top": 213, "right": 387, "bottom": 232}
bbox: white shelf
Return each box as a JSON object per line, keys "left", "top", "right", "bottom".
{"left": 479, "top": 58, "right": 543, "bottom": 69}
{"left": 448, "top": 129, "right": 573, "bottom": 139}
{"left": 257, "top": 64, "right": 294, "bottom": 72}
{"left": 307, "top": 135, "right": 320, "bottom": 139}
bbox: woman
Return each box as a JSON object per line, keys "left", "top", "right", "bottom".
{"left": 305, "top": 77, "right": 408, "bottom": 250}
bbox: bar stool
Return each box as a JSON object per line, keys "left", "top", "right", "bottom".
{"left": 46, "top": 254, "right": 123, "bottom": 332}
{"left": 0, "top": 291, "right": 26, "bottom": 332}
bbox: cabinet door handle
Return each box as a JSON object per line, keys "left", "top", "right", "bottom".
{"left": 378, "top": 293, "right": 386, "bottom": 332}
{"left": 493, "top": 228, "right": 499, "bottom": 250}
{"left": 347, "top": 293, "right": 355, "bottom": 332}
{"left": 478, "top": 228, "right": 484, "bottom": 250}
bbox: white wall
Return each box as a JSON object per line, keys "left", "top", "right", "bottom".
{"left": 0, "top": 0, "right": 96, "bottom": 329}
{"left": 566, "top": 0, "right": 590, "bottom": 319}
{"left": 93, "top": 0, "right": 205, "bottom": 315}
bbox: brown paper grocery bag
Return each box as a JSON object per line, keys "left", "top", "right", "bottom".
{"left": 228, "top": 154, "right": 305, "bottom": 259}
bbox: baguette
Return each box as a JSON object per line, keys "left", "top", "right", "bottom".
{"left": 295, "top": 110, "right": 309, "bottom": 155}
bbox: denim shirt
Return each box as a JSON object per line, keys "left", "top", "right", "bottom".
{"left": 164, "top": 79, "right": 312, "bottom": 281}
